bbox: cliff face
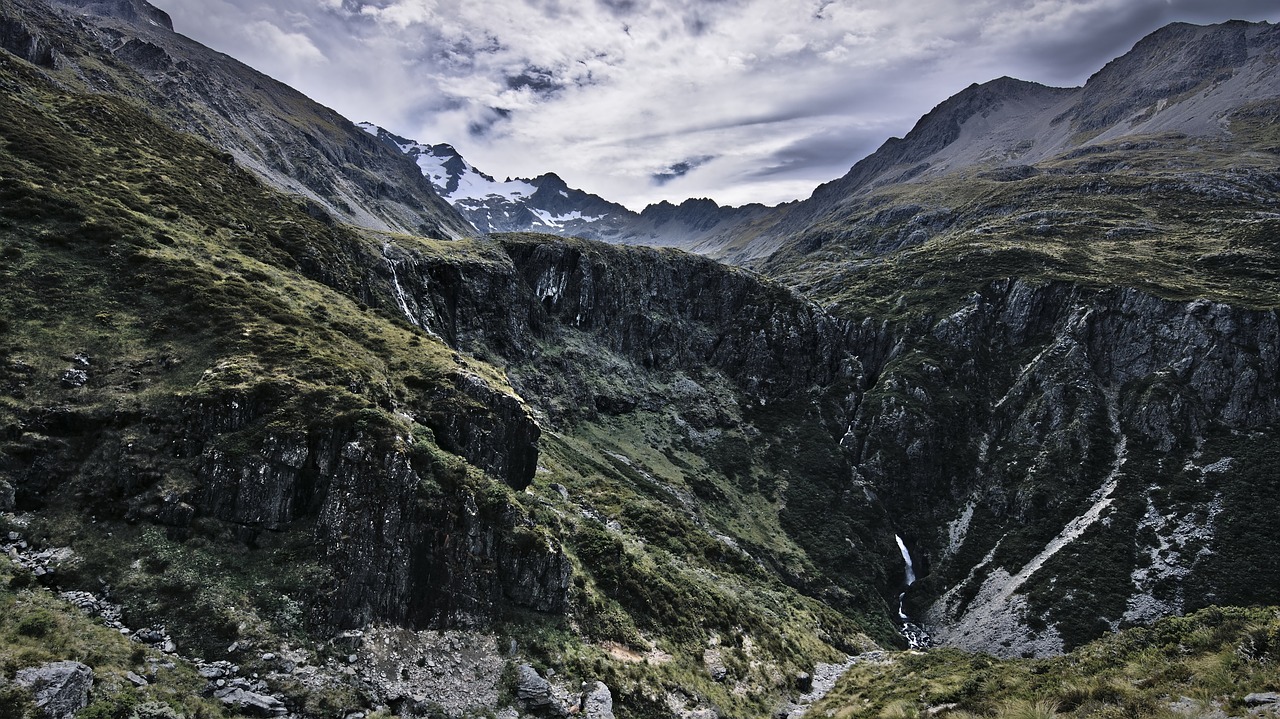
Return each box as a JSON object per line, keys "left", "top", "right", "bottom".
{"left": 0, "top": 44, "right": 564, "bottom": 649}
{"left": 837, "top": 279, "right": 1280, "bottom": 655}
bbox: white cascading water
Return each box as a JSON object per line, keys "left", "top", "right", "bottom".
{"left": 893, "top": 534, "right": 931, "bottom": 648}
{"left": 894, "top": 534, "right": 915, "bottom": 619}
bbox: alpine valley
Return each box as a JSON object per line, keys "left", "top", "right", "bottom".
{"left": 0, "top": 1, "right": 1279, "bottom": 719}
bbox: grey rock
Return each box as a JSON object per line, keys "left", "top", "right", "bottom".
{"left": 125, "top": 671, "right": 149, "bottom": 687}
{"left": 59, "top": 369, "right": 88, "bottom": 388}
{"left": 580, "top": 681, "right": 615, "bottom": 719}
{"left": 0, "top": 478, "right": 13, "bottom": 512}
{"left": 515, "top": 664, "right": 558, "bottom": 713}
{"left": 1245, "top": 692, "right": 1280, "bottom": 706}
{"left": 214, "top": 687, "right": 287, "bottom": 716}
{"left": 15, "top": 661, "right": 93, "bottom": 719}
{"left": 702, "top": 647, "right": 727, "bottom": 682}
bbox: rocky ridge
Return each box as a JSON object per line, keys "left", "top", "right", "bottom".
{"left": 1, "top": 0, "right": 474, "bottom": 240}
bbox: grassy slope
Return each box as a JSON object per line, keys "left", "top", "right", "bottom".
{"left": 811, "top": 605, "right": 1280, "bottom": 719}
{"left": 768, "top": 124, "right": 1280, "bottom": 318}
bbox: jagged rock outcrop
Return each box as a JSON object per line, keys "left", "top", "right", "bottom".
{"left": 174, "top": 386, "right": 566, "bottom": 628}
{"left": 15, "top": 661, "right": 93, "bottom": 719}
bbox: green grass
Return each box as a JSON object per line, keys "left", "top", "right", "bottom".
{"left": 768, "top": 131, "right": 1280, "bottom": 320}
{"left": 0, "top": 557, "right": 232, "bottom": 719}
{"left": 810, "top": 606, "right": 1280, "bottom": 719}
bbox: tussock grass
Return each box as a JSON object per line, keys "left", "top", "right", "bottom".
{"left": 812, "top": 606, "right": 1280, "bottom": 719}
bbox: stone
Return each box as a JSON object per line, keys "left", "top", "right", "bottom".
{"left": 1244, "top": 692, "right": 1280, "bottom": 706}
{"left": 702, "top": 647, "right": 727, "bottom": 682}
{"left": 214, "top": 687, "right": 288, "bottom": 716}
{"left": 516, "top": 664, "right": 558, "bottom": 713}
{"left": 125, "top": 671, "right": 149, "bottom": 687}
{"left": 15, "top": 661, "right": 94, "bottom": 719}
{"left": 580, "top": 681, "right": 615, "bottom": 719}
{"left": 59, "top": 369, "right": 88, "bottom": 388}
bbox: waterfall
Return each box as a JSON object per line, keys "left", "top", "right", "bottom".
{"left": 892, "top": 534, "right": 931, "bottom": 648}
{"left": 896, "top": 534, "right": 916, "bottom": 586}
{"left": 382, "top": 243, "right": 439, "bottom": 337}
{"left": 894, "top": 534, "right": 915, "bottom": 620}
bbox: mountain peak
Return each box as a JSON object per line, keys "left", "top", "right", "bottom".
{"left": 52, "top": 0, "right": 173, "bottom": 31}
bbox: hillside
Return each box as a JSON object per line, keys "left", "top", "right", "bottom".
{"left": 0, "top": 2, "right": 1279, "bottom": 719}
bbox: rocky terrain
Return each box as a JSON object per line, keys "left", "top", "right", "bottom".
{"left": 0, "top": 1, "right": 1278, "bottom": 718}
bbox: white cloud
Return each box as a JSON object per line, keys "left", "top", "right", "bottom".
{"left": 151, "top": 0, "right": 1280, "bottom": 209}
{"left": 245, "top": 20, "right": 326, "bottom": 65}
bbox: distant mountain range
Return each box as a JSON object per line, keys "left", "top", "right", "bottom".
{"left": 367, "top": 21, "right": 1280, "bottom": 268}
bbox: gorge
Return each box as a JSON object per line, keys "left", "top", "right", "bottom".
{"left": 0, "top": 1, "right": 1278, "bottom": 718}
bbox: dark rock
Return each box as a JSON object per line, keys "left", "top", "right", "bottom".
{"left": 0, "top": 17, "right": 59, "bottom": 67}
{"left": 794, "top": 672, "right": 813, "bottom": 691}
{"left": 15, "top": 661, "right": 93, "bottom": 719}
{"left": 52, "top": 0, "right": 175, "bottom": 31}
{"left": 0, "top": 478, "right": 14, "bottom": 511}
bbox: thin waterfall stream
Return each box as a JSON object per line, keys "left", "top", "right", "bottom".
{"left": 894, "top": 534, "right": 932, "bottom": 649}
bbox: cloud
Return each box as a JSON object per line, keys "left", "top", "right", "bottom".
{"left": 651, "top": 155, "right": 715, "bottom": 185}
{"left": 244, "top": 21, "right": 326, "bottom": 65}
{"left": 150, "top": 0, "right": 1280, "bottom": 209}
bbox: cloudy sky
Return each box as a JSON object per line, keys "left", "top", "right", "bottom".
{"left": 150, "top": 0, "right": 1279, "bottom": 210}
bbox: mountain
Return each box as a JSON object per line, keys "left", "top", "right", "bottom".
{"left": 1, "top": 3, "right": 1279, "bottom": 719}
{"left": 364, "top": 21, "right": 1280, "bottom": 269}
{"left": 361, "top": 123, "right": 777, "bottom": 252}
{"left": 714, "top": 20, "right": 1280, "bottom": 262}
{"left": 358, "top": 123, "right": 635, "bottom": 238}
{"left": 7, "top": 0, "right": 474, "bottom": 239}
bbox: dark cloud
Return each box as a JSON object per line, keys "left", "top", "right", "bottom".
{"left": 745, "top": 128, "right": 883, "bottom": 180}
{"left": 651, "top": 155, "right": 715, "bottom": 185}
{"left": 1000, "top": 3, "right": 1168, "bottom": 84}
{"left": 468, "top": 107, "right": 513, "bottom": 137}
{"left": 597, "top": 0, "right": 644, "bottom": 16}
{"left": 505, "top": 66, "right": 563, "bottom": 94}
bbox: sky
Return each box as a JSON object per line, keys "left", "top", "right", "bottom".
{"left": 149, "top": 0, "right": 1280, "bottom": 211}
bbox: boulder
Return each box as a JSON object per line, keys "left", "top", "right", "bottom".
{"left": 515, "top": 664, "right": 558, "bottom": 713}
{"left": 14, "top": 661, "right": 93, "bottom": 719}
{"left": 1244, "top": 692, "right": 1280, "bottom": 706}
{"left": 580, "top": 681, "right": 615, "bottom": 719}
{"left": 213, "top": 687, "right": 287, "bottom": 716}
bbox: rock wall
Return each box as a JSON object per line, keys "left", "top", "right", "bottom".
{"left": 839, "top": 278, "right": 1280, "bottom": 655}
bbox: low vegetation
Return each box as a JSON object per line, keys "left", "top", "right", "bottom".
{"left": 812, "top": 606, "right": 1280, "bottom": 719}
